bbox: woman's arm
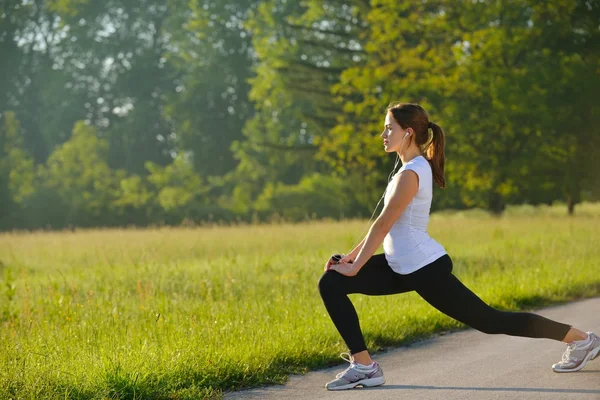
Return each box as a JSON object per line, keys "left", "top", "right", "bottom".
{"left": 346, "top": 237, "right": 366, "bottom": 260}
{"left": 348, "top": 170, "right": 419, "bottom": 272}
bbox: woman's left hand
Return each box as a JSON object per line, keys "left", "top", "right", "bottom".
{"left": 329, "top": 262, "right": 360, "bottom": 277}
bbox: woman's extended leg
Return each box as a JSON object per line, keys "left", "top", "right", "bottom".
{"left": 318, "top": 253, "right": 415, "bottom": 359}
{"left": 409, "top": 255, "right": 573, "bottom": 340}
{"left": 409, "top": 254, "right": 600, "bottom": 372}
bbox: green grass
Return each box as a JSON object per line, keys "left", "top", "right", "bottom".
{"left": 1, "top": 202, "right": 599, "bottom": 399}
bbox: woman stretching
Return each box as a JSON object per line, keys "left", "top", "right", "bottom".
{"left": 318, "top": 102, "right": 600, "bottom": 391}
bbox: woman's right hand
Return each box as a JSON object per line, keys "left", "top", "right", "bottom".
{"left": 340, "top": 254, "right": 355, "bottom": 264}
{"left": 324, "top": 255, "right": 337, "bottom": 271}
{"left": 324, "top": 253, "right": 355, "bottom": 271}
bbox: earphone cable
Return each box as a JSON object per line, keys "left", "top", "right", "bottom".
{"left": 344, "top": 152, "right": 401, "bottom": 257}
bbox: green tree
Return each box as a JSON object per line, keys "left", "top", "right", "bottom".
{"left": 163, "top": 0, "right": 260, "bottom": 178}
{"left": 440, "top": 0, "right": 600, "bottom": 213}
{"left": 328, "top": 0, "right": 600, "bottom": 214}
{"left": 38, "top": 121, "right": 121, "bottom": 227}
{"left": 230, "top": 0, "right": 368, "bottom": 211}
{"left": 48, "top": 0, "right": 178, "bottom": 175}
{"left": 0, "top": 1, "right": 24, "bottom": 119}
{"left": 146, "top": 154, "right": 203, "bottom": 211}
{"left": 324, "top": 0, "right": 460, "bottom": 210}
{"left": 1, "top": 0, "right": 89, "bottom": 163}
{"left": 0, "top": 112, "right": 35, "bottom": 228}
{"left": 253, "top": 173, "right": 357, "bottom": 221}
{"left": 145, "top": 153, "right": 218, "bottom": 224}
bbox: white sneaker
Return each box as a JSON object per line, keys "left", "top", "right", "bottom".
{"left": 552, "top": 332, "right": 600, "bottom": 373}
{"left": 325, "top": 352, "right": 385, "bottom": 390}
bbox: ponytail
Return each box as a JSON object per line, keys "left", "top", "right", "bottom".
{"left": 426, "top": 122, "right": 446, "bottom": 189}
{"left": 386, "top": 103, "right": 446, "bottom": 188}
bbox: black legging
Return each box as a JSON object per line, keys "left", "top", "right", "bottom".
{"left": 318, "top": 253, "right": 572, "bottom": 355}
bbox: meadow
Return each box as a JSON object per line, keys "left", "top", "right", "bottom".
{"left": 1, "top": 203, "right": 599, "bottom": 399}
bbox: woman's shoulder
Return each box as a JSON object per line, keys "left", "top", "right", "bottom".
{"left": 405, "top": 155, "right": 430, "bottom": 172}
{"left": 395, "top": 156, "right": 430, "bottom": 178}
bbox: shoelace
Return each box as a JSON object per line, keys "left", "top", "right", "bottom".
{"left": 335, "top": 352, "right": 375, "bottom": 378}
{"left": 335, "top": 352, "right": 356, "bottom": 378}
{"left": 560, "top": 343, "right": 577, "bottom": 364}
{"left": 340, "top": 352, "right": 354, "bottom": 364}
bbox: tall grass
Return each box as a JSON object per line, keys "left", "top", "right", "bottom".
{"left": 0, "top": 203, "right": 599, "bottom": 399}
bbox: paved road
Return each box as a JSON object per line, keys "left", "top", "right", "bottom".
{"left": 225, "top": 297, "right": 600, "bottom": 400}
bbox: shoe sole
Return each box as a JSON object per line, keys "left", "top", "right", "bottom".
{"left": 552, "top": 345, "right": 600, "bottom": 373}
{"left": 326, "top": 376, "right": 385, "bottom": 390}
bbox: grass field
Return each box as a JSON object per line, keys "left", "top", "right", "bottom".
{"left": 1, "top": 203, "right": 599, "bottom": 399}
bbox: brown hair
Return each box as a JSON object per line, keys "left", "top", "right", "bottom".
{"left": 386, "top": 102, "right": 446, "bottom": 189}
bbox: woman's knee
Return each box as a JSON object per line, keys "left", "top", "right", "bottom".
{"left": 318, "top": 270, "right": 341, "bottom": 296}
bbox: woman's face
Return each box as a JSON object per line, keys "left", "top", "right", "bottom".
{"left": 380, "top": 112, "right": 408, "bottom": 153}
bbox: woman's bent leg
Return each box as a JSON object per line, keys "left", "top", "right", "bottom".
{"left": 411, "top": 255, "right": 572, "bottom": 341}
{"left": 318, "top": 254, "right": 414, "bottom": 355}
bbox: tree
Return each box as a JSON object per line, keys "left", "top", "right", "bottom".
{"left": 1, "top": 0, "right": 89, "bottom": 163}
{"left": 39, "top": 121, "right": 121, "bottom": 227}
{"left": 163, "top": 0, "right": 260, "bottom": 178}
{"left": 440, "top": 0, "right": 600, "bottom": 213}
{"left": 0, "top": 112, "right": 35, "bottom": 228}
{"left": 327, "top": 0, "right": 600, "bottom": 214}
{"left": 324, "top": 0, "right": 462, "bottom": 210}
{"left": 47, "top": 0, "right": 180, "bottom": 175}
{"left": 230, "top": 0, "right": 369, "bottom": 211}
{"left": 146, "top": 154, "right": 204, "bottom": 212}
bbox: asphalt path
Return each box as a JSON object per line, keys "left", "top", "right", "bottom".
{"left": 225, "top": 297, "right": 600, "bottom": 400}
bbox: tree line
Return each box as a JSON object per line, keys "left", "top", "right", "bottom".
{"left": 1, "top": 0, "right": 599, "bottom": 230}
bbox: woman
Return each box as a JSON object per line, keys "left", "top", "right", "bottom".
{"left": 318, "top": 102, "right": 600, "bottom": 391}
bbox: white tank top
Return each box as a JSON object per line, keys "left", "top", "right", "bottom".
{"left": 382, "top": 155, "right": 447, "bottom": 275}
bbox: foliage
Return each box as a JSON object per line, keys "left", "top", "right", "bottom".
{"left": 0, "top": 1, "right": 599, "bottom": 230}
{"left": 328, "top": 0, "right": 600, "bottom": 214}
{"left": 253, "top": 173, "right": 357, "bottom": 221}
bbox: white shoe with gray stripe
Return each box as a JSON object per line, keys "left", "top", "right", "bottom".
{"left": 325, "top": 352, "right": 385, "bottom": 390}
{"left": 552, "top": 331, "right": 600, "bottom": 373}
